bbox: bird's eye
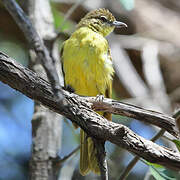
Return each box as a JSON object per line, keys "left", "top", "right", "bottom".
{"left": 100, "top": 16, "right": 108, "bottom": 22}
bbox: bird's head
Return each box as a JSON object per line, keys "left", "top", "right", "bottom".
{"left": 77, "top": 8, "right": 127, "bottom": 37}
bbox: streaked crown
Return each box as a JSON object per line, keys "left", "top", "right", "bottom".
{"left": 77, "top": 8, "right": 127, "bottom": 37}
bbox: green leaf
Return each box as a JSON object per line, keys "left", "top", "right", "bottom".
{"left": 145, "top": 160, "right": 177, "bottom": 180}
{"left": 150, "top": 166, "right": 166, "bottom": 180}
{"left": 141, "top": 159, "right": 165, "bottom": 169}
{"left": 150, "top": 167, "right": 177, "bottom": 180}
{"left": 172, "top": 139, "right": 180, "bottom": 152}
{"left": 146, "top": 161, "right": 164, "bottom": 169}
{"left": 163, "top": 169, "right": 178, "bottom": 179}
{"left": 119, "top": 0, "right": 134, "bottom": 11}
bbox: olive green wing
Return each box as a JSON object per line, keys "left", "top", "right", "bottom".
{"left": 103, "top": 47, "right": 113, "bottom": 121}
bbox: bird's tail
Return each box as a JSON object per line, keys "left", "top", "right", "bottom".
{"left": 79, "top": 112, "right": 111, "bottom": 176}
{"left": 79, "top": 129, "right": 100, "bottom": 176}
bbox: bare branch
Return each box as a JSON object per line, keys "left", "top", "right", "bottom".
{"left": 110, "top": 40, "right": 149, "bottom": 98}
{"left": 2, "top": 0, "right": 64, "bottom": 102}
{"left": 117, "top": 35, "right": 178, "bottom": 58}
{"left": 141, "top": 41, "right": 171, "bottom": 112}
{"left": 119, "top": 156, "right": 140, "bottom": 180}
{"left": 90, "top": 97, "right": 178, "bottom": 138}
{"left": 28, "top": 0, "right": 56, "bottom": 40}
{"left": 93, "top": 139, "right": 108, "bottom": 180}
{"left": 0, "top": 52, "right": 180, "bottom": 171}
{"left": 53, "top": 146, "right": 80, "bottom": 171}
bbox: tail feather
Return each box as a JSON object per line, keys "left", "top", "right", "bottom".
{"left": 80, "top": 130, "right": 90, "bottom": 175}
{"left": 88, "top": 138, "right": 100, "bottom": 174}
{"left": 80, "top": 112, "right": 111, "bottom": 176}
{"left": 80, "top": 130, "right": 100, "bottom": 176}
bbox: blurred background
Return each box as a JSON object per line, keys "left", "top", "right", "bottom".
{"left": 0, "top": 0, "right": 180, "bottom": 179}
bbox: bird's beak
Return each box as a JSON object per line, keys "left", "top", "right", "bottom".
{"left": 112, "top": 21, "right": 127, "bottom": 28}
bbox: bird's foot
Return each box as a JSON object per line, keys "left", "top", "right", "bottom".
{"left": 95, "top": 94, "right": 104, "bottom": 102}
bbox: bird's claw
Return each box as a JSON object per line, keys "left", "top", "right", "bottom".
{"left": 95, "top": 94, "right": 104, "bottom": 102}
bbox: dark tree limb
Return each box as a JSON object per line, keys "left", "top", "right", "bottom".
{"left": 93, "top": 139, "right": 108, "bottom": 180}
{"left": 0, "top": 51, "right": 178, "bottom": 138}
{"left": 27, "top": 0, "right": 64, "bottom": 179}
{"left": 2, "top": 0, "right": 63, "bottom": 102}
{"left": 0, "top": 52, "right": 180, "bottom": 171}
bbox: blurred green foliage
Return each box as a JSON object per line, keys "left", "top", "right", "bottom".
{"left": 172, "top": 139, "right": 180, "bottom": 152}
{"left": 119, "top": 0, "right": 134, "bottom": 11}
{"left": 51, "top": 3, "right": 74, "bottom": 32}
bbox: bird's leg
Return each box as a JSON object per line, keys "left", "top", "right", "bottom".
{"left": 95, "top": 94, "right": 104, "bottom": 102}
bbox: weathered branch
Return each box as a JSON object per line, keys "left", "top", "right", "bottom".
{"left": 93, "top": 139, "right": 108, "bottom": 180}
{"left": 24, "top": 0, "right": 64, "bottom": 179}
{"left": 2, "top": 0, "right": 63, "bottom": 102}
{"left": 89, "top": 98, "right": 177, "bottom": 138}
{"left": 0, "top": 52, "right": 180, "bottom": 171}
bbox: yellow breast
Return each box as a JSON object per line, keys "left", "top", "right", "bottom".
{"left": 62, "top": 27, "right": 114, "bottom": 96}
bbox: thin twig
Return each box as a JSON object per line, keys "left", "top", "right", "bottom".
{"left": 52, "top": 146, "right": 80, "bottom": 179}
{"left": 151, "top": 129, "right": 165, "bottom": 142}
{"left": 54, "top": 146, "right": 80, "bottom": 166}
{"left": 173, "top": 109, "right": 180, "bottom": 132}
{"left": 118, "top": 156, "right": 139, "bottom": 180}
{"left": 173, "top": 109, "right": 180, "bottom": 119}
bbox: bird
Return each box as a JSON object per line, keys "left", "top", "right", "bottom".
{"left": 60, "top": 8, "right": 127, "bottom": 176}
